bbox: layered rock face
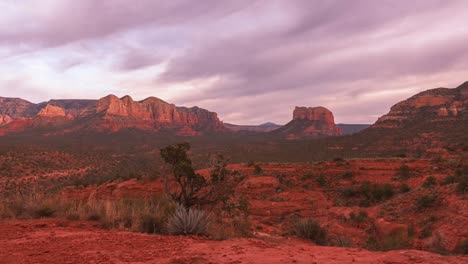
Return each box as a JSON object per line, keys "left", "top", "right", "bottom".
{"left": 94, "top": 95, "right": 224, "bottom": 134}
{"left": 0, "top": 97, "right": 38, "bottom": 118}
{"left": 274, "top": 106, "right": 342, "bottom": 139}
{"left": 36, "top": 104, "right": 67, "bottom": 118}
{"left": 0, "top": 95, "right": 224, "bottom": 135}
{"left": 373, "top": 82, "right": 467, "bottom": 129}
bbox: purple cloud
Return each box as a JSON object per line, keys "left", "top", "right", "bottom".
{"left": 0, "top": 0, "right": 467, "bottom": 124}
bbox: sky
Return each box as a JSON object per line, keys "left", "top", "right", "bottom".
{"left": 0, "top": 0, "right": 467, "bottom": 125}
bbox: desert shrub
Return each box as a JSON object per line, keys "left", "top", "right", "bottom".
{"left": 341, "top": 171, "right": 354, "bottom": 179}
{"left": 341, "top": 182, "right": 394, "bottom": 206}
{"left": 423, "top": 176, "right": 437, "bottom": 188}
{"left": 455, "top": 168, "right": 467, "bottom": 194}
{"left": 316, "top": 174, "right": 327, "bottom": 187}
{"left": 415, "top": 194, "right": 439, "bottom": 211}
{"left": 400, "top": 183, "right": 411, "bottom": 193}
{"left": 456, "top": 240, "right": 468, "bottom": 255}
{"left": 301, "top": 172, "right": 315, "bottom": 181}
{"left": 34, "top": 206, "right": 55, "bottom": 218}
{"left": 167, "top": 204, "right": 211, "bottom": 236}
{"left": 161, "top": 144, "right": 242, "bottom": 209}
{"left": 331, "top": 236, "right": 353, "bottom": 247}
{"left": 441, "top": 175, "right": 457, "bottom": 185}
{"left": 294, "top": 218, "right": 327, "bottom": 245}
{"left": 429, "top": 231, "right": 448, "bottom": 255}
{"left": 246, "top": 160, "right": 255, "bottom": 167}
{"left": 253, "top": 164, "right": 263, "bottom": 175}
{"left": 398, "top": 164, "right": 411, "bottom": 179}
{"left": 420, "top": 225, "right": 432, "bottom": 238}
{"left": 366, "top": 228, "right": 408, "bottom": 251}
{"left": 333, "top": 157, "right": 344, "bottom": 162}
{"left": 349, "top": 210, "right": 368, "bottom": 226}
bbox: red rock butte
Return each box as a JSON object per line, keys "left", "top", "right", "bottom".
{"left": 274, "top": 106, "right": 342, "bottom": 139}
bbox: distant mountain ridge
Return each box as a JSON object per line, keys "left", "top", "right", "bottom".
{"left": 0, "top": 95, "right": 224, "bottom": 135}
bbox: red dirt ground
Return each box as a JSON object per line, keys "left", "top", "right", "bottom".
{"left": 1, "top": 219, "right": 466, "bottom": 264}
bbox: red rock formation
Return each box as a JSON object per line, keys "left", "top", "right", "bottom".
{"left": 0, "top": 114, "right": 12, "bottom": 126}
{"left": 373, "top": 83, "right": 467, "bottom": 129}
{"left": 37, "top": 104, "right": 67, "bottom": 118}
{"left": 94, "top": 95, "right": 224, "bottom": 133}
{"left": 0, "top": 94, "right": 224, "bottom": 135}
{"left": 274, "top": 106, "right": 342, "bottom": 138}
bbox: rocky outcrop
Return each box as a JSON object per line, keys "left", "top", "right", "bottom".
{"left": 373, "top": 82, "right": 467, "bottom": 129}
{"left": 37, "top": 104, "right": 67, "bottom": 118}
{"left": 0, "top": 94, "right": 224, "bottom": 135}
{"left": 0, "top": 97, "right": 38, "bottom": 118}
{"left": 273, "top": 106, "right": 342, "bottom": 139}
{"left": 94, "top": 95, "right": 224, "bottom": 133}
{"left": 0, "top": 114, "right": 12, "bottom": 126}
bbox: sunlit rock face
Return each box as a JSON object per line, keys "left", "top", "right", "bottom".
{"left": 94, "top": 95, "right": 224, "bottom": 133}
{"left": 0, "top": 94, "right": 225, "bottom": 135}
{"left": 36, "top": 104, "right": 67, "bottom": 118}
{"left": 373, "top": 82, "right": 467, "bottom": 129}
{"left": 274, "top": 106, "right": 342, "bottom": 139}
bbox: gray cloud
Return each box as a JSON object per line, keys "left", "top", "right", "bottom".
{"left": 0, "top": 0, "right": 467, "bottom": 124}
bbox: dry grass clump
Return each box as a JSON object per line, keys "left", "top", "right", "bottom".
{"left": 62, "top": 194, "right": 176, "bottom": 233}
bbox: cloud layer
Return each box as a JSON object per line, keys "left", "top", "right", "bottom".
{"left": 0, "top": 0, "right": 467, "bottom": 124}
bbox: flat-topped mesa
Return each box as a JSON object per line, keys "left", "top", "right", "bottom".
{"left": 274, "top": 106, "right": 342, "bottom": 139}
{"left": 36, "top": 104, "right": 67, "bottom": 118}
{"left": 293, "top": 106, "right": 336, "bottom": 125}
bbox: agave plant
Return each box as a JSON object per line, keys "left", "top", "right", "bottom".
{"left": 167, "top": 204, "right": 211, "bottom": 235}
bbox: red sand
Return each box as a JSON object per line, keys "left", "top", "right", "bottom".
{"left": 1, "top": 219, "right": 466, "bottom": 264}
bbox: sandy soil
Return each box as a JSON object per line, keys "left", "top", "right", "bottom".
{"left": 1, "top": 219, "right": 466, "bottom": 264}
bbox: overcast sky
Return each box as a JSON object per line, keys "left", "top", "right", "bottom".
{"left": 0, "top": 0, "right": 467, "bottom": 124}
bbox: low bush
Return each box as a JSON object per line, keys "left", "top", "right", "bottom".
{"left": 349, "top": 210, "right": 368, "bottom": 226}
{"left": 253, "top": 164, "right": 263, "bottom": 175}
{"left": 341, "top": 171, "right": 354, "bottom": 179}
{"left": 422, "top": 176, "right": 437, "bottom": 188}
{"left": 341, "top": 182, "right": 394, "bottom": 206}
{"left": 316, "top": 174, "right": 327, "bottom": 187}
{"left": 398, "top": 164, "right": 411, "bottom": 179}
{"left": 294, "top": 218, "right": 327, "bottom": 245}
{"left": 400, "top": 183, "right": 411, "bottom": 193}
{"left": 415, "top": 194, "right": 439, "bottom": 211}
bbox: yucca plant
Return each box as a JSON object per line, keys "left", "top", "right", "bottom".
{"left": 167, "top": 204, "right": 211, "bottom": 235}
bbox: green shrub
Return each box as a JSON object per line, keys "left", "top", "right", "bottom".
{"left": 167, "top": 204, "right": 212, "bottom": 236}
{"left": 294, "top": 218, "right": 327, "bottom": 245}
{"left": 400, "top": 183, "right": 411, "bottom": 193}
{"left": 441, "top": 176, "right": 457, "bottom": 185}
{"left": 34, "top": 206, "right": 55, "bottom": 218}
{"left": 457, "top": 240, "right": 468, "bottom": 254}
{"left": 316, "top": 174, "right": 327, "bottom": 187}
{"left": 423, "top": 176, "right": 437, "bottom": 188}
{"left": 341, "top": 182, "right": 394, "bottom": 206}
{"left": 349, "top": 210, "right": 368, "bottom": 226}
{"left": 398, "top": 164, "right": 411, "bottom": 179}
{"left": 301, "top": 172, "right": 315, "bottom": 181}
{"left": 341, "top": 171, "right": 354, "bottom": 179}
{"left": 415, "top": 194, "right": 438, "bottom": 211}
{"left": 253, "top": 164, "right": 263, "bottom": 175}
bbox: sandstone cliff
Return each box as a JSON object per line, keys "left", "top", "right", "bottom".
{"left": 274, "top": 106, "right": 342, "bottom": 139}
{"left": 0, "top": 95, "right": 224, "bottom": 135}
{"left": 373, "top": 82, "right": 467, "bottom": 129}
